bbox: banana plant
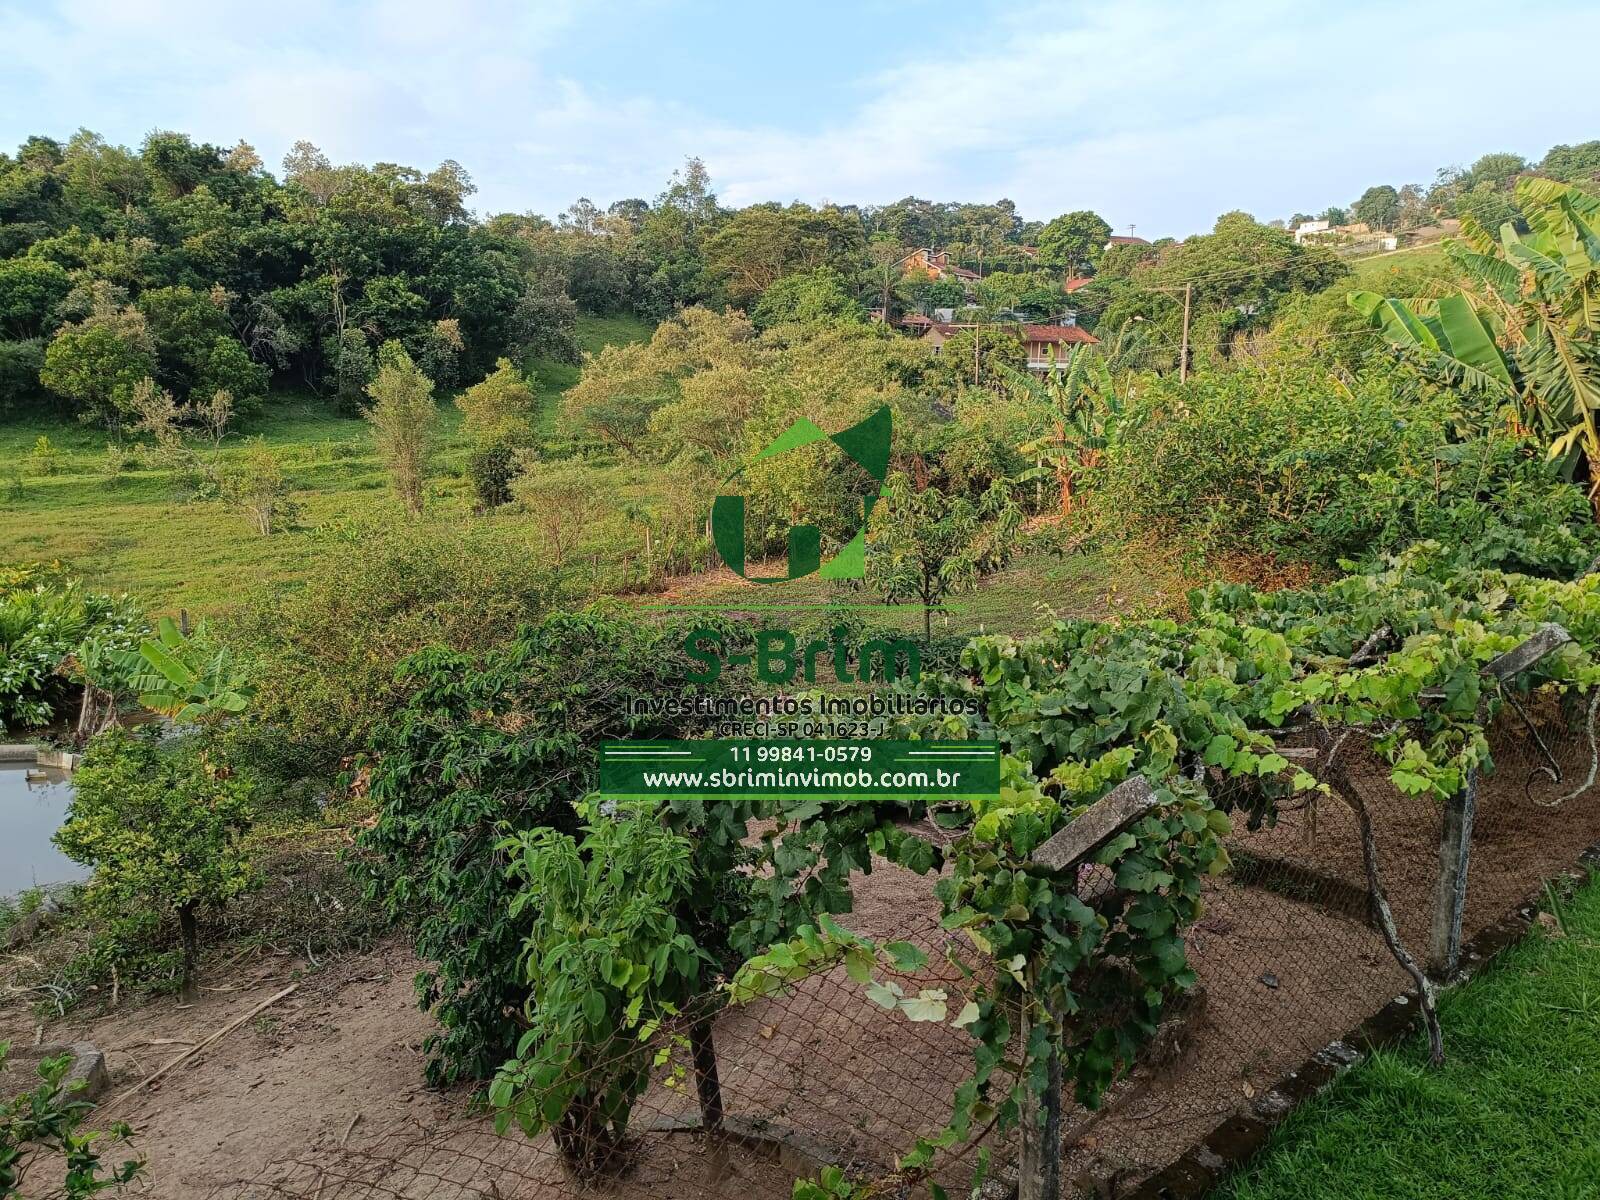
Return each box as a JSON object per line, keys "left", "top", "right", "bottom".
{"left": 1001, "top": 346, "right": 1123, "bottom": 517}
{"left": 1350, "top": 177, "right": 1600, "bottom": 512}
{"left": 114, "top": 617, "right": 253, "bottom": 724}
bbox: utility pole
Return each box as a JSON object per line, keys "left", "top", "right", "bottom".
{"left": 974, "top": 243, "right": 985, "bottom": 386}
{"left": 1179, "top": 281, "right": 1192, "bottom": 383}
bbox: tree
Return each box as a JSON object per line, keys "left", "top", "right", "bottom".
{"left": 364, "top": 345, "right": 438, "bottom": 516}
{"left": 704, "top": 202, "right": 865, "bottom": 309}
{"left": 1395, "top": 183, "right": 1429, "bottom": 231}
{"left": 40, "top": 308, "right": 157, "bottom": 425}
{"left": 137, "top": 284, "right": 230, "bottom": 390}
{"left": 565, "top": 307, "right": 755, "bottom": 453}
{"left": 934, "top": 326, "right": 1027, "bottom": 388}
{"left": 751, "top": 267, "right": 865, "bottom": 330}
{"left": 1467, "top": 151, "right": 1528, "bottom": 190}
{"left": 1001, "top": 348, "right": 1122, "bottom": 516}
{"left": 1320, "top": 206, "right": 1349, "bottom": 226}
{"left": 866, "top": 471, "right": 1023, "bottom": 640}
{"left": 281, "top": 139, "right": 342, "bottom": 205}
{"left": 0, "top": 256, "right": 69, "bottom": 338}
{"left": 518, "top": 465, "right": 604, "bottom": 566}
{"left": 457, "top": 357, "right": 536, "bottom": 446}
{"left": 1036, "top": 210, "right": 1112, "bottom": 275}
{"left": 1352, "top": 184, "right": 1401, "bottom": 231}
{"left": 0, "top": 338, "right": 44, "bottom": 410}
{"left": 220, "top": 439, "right": 300, "bottom": 534}
{"left": 196, "top": 336, "right": 268, "bottom": 410}
{"left": 1539, "top": 141, "right": 1600, "bottom": 183}
{"left": 1351, "top": 177, "right": 1600, "bottom": 514}
{"left": 507, "top": 281, "right": 580, "bottom": 364}
{"left": 55, "top": 728, "right": 257, "bottom": 998}
{"left": 1456, "top": 183, "right": 1520, "bottom": 235}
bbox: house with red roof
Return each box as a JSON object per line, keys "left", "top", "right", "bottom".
{"left": 904, "top": 248, "right": 981, "bottom": 282}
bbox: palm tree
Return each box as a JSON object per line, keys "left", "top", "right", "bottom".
{"left": 1350, "top": 177, "right": 1600, "bottom": 512}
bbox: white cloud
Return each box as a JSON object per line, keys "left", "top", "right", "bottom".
{"left": 3, "top": 0, "right": 1598, "bottom": 233}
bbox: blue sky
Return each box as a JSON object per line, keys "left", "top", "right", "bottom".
{"left": 3, "top": 0, "right": 1597, "bottom": 238}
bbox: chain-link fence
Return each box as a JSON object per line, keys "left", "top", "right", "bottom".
{"left": 208, "top": 682, "right": 1600, "bottom": 1200}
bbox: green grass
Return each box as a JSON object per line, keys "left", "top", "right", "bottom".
{"left": 1218, "top": 871, "right": 1600, "bottom": 1200}
{"left": 0, "top": 305, "right": 1192, "bottom": 628}
{"left": 0, "top": 315, "right": 655, "bottom": 613}
{"left": 652, "top": 545, "right": 1192, "bottom": 641}
{"left": 527, "top": 312, "right": 652, "bottom": 435}
{"left": 1350, "top": 241, "right": 1451, "bottom": 287}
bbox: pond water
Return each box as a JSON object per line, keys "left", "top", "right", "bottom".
{"left": 0, "top": 765, "right": 84, "bottom": 898}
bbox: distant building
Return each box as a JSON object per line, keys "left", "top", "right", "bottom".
{"left": 921, "top": 322, "right": 1097, "bottom": 370}
{"left": 1293, "top": 219, "right": 1331, "bottom": 244}
{"left": 904, "top": 248, "right": 981, "bottom": 282}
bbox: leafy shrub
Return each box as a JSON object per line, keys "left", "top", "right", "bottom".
{"left": 54, "top": 729, "right": 258, "bottom": 995}
{"left": 1093, "top": 365, "right": 1600, "bottom": 576}
{"left": 456, "top": 358, "right": 536, "bottom": 447}
{"left": 0, "top": 1042, "right": 143, "bottom": 1196}
{"left": 218, "top": 439, "right": 300, "bottom": 534}
{"left": 490, "top": 806, "right": 712, "bottom": 1172}
{"left": 25, "top": 435, "right": 61, "bottom": 477}
{"left": 364, "top": 344, "right": 438, "bottom": 516}
{"left": 358, "top": 609, "right": 731, "bottom": 1085}
{"left": 39, "top": 306, "right": 157, "bottom": 425}
{"left": 466, "top": 442, "right": 521, "bottom": 510}
{"left": 225, "top": 523, "right": 567, "bottom": 759}
{"left": 0, "top": 575, "right": 143, "bottom": 731}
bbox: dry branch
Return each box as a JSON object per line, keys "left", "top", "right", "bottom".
{"left": 99, "top": 982, "right": 299, "bottom": 1113}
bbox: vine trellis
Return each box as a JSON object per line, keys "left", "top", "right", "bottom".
{"left": 480, "top": 546, "right": 1600, "bottom": 1200}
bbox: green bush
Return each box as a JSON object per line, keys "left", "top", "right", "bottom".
{"left": 0, "top": 573, "right": 143, "bottom": 731}
{"left": 1093, "top": 365, "right": 1599, "bottom": 576}
{"left": 54, "top": 729, "right": 258, "bottom": 995}
{"left": 467, "top": 442, "right": 521, "bottom": 510}
{"left": 490, "top": 806, "right": 713, "bottom": 1172}
{"left": 225, "top": 523, "right": 568, "bottom": 760}
{"left": 357, "top": 609, "right": 731, "bottom": 1086}
{"left": 1, "top": 1042, "right": 142, "bottom": 1197}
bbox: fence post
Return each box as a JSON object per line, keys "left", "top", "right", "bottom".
{"left": 1429, "top": 768, "right": 1477, "bottom": 976}
{"left": 689, "top": 1016, "right": 724, "bottom": 1133}
{"left": 1423, "top": 623, "right": 1570, "bottom": 977}
{"left": 1022, "top": 776, "right": 1160, "bottom": 1200}
{"left": 1018, "top": 1004, "right": 1063, "bottom": 1200}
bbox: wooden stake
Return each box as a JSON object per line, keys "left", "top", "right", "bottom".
{"left": 1430, "top": 769, "right": 1478, "bottom": 977}
{"left": 1018, "top": 999, "right": 1063, "bottom": 1200}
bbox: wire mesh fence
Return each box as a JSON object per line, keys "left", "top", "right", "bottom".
{"left": 207, "top": 682, "right": 1600, "bottom": 1200}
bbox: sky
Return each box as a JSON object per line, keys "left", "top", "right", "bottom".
{"left": 2, "top": 0, "right": 1597, "bottom": 239}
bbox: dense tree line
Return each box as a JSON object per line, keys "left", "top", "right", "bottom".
{"left": 1286, "top": 139, "right": 1600, "bottom": 235}
{"left": 6, "top": 125, "right": 1594, "bottom": 432}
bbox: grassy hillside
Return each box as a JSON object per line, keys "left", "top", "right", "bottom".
{"left": 1350, "top": 240, "right": 1451, "bottom": 287}
{"left": 0, "top": 308, "right": 1195, "bottom": 630}
{"left": 0, "top": 314, "right": 653, "bottom": 612}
